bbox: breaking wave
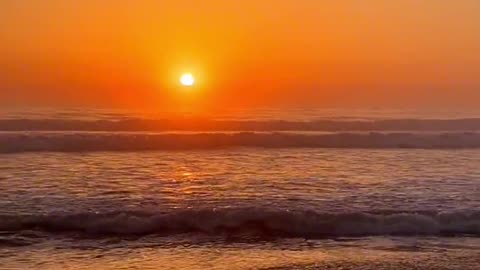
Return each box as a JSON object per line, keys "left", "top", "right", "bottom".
{"left": 1, "top": 209, "right": 478, "bottom": 238}
{"left": 0, "top": 132, "right": 480, "bottom": 153}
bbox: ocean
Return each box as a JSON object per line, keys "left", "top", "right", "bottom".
{"left": 0, "top": 108, "right": 479, "bottom": 269}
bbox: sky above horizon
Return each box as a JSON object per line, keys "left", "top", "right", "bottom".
{"left": 1, "top": 1, "right": 479, "bottom": 111}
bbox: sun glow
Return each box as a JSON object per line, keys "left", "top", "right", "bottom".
{"left": 180, "top": 73, "right": 195, "bottom": 86}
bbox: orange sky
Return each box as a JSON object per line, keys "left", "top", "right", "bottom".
{"left": 1, "top": 1, "right": 479, "bottom": 110}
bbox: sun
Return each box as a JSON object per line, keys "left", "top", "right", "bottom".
{"left": 180, "top": 73, "right": 195, "bottom": 86}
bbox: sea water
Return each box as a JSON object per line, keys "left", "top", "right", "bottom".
{"left": 0, "top": 108, "right": 479, "bottom": 269}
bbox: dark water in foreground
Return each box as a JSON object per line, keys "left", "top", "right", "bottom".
{"left": 1, "top": 149, "right": 479, "bottom": 269}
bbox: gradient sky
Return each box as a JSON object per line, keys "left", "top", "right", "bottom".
{"left": 1, "top": 0, "right": 479, "bottom": 110}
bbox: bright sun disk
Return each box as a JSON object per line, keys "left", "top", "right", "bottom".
{"left": 180, "top": 73, "right": 195, "bottom": 86}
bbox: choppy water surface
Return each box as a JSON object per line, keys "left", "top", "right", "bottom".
{"left": 0, "top": 108, "right": 479, "bottom": 269}
{"left": 1, "top": 149, "right": 479, "bottom": 269}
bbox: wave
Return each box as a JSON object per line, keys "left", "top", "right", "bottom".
{"left": 1, "top": 209, "right": 478, "bottom": 238}
{"left": 0, "top": 132, "right": 479, "bottom": 153}
{"left": 1, "top": 118, "right": 480, "bottom": 132}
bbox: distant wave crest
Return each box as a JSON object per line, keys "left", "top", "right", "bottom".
{"left": 1, "top": 118, "right": 480, "bottom": 132}
{"left": 0, "top": 132, "right": 480, "bottom": 152}
{"left": 1, "top": 209, "right": 479, "bottom": 238}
